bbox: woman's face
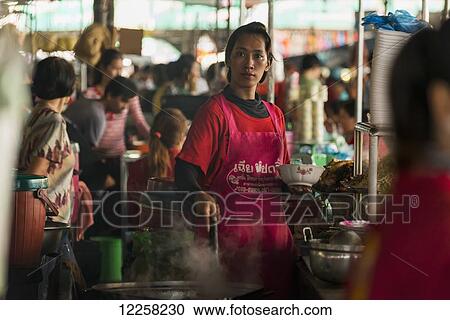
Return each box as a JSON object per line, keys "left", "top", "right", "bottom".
{"left": 190, "top": 62, "right": 201, "bottom": 79}
{"left": 104, "top": 58, "right": 123, "bottom": 79}
{"left": 106, "top": 95, "right": 129, "bottom": 114}
{"left": 338, "top": 108, "right": 356, "bottom": 139}
{"left": 228, "top": 33, "right": 270, "bottom": 89}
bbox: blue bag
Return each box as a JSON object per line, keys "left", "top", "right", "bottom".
{"left": 362, "top": 10, "right": 430, "bottom": 33}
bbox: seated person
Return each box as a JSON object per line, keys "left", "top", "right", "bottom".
{"left": 126, "top": 108, "right": 188, "bottom": 227}
{"left": 206, "top": 62, "right": 228, "bottom": 95}
{"left": 64, "top": 76, "right": 138, "bottom": 190}
{"left": 337, "top": 100, "right": 389, "bottom": 160}
{"left": 84, "top": 48, "right": 150, "bottom": 147}
{"left": 127, "top": 108, "right": 189, "bottom": 193}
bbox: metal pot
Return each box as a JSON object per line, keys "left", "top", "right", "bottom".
{"left": 86, "top": 281, "right": 265, "bottom": 300}
{"left": 147, "top": 177, "right": 176, "bottom": 192}
{"left": 303, "top": 227, "right": 365, "bottom": 284}
{"left": 337, "top": 220, "right": 370, "bottom": 239}
{"left": 308, "top": 239, "right": 364, "bottom": 284}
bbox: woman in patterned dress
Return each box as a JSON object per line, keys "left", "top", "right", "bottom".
{"left": 19, "top": 56, "right": 76, "bottom": 224}
{"left": 17, "top": 56, "right": 78, "bottom": 299}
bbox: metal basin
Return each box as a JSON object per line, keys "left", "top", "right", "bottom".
{"left": 309, "top": 239, "right": 364, "bottom": 284}
{"left": 87, "top": 281, "right": 264, "bottom": 300}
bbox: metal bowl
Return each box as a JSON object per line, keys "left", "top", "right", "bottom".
{"left": 308, "top": 239, "right": 364, "bottom": 284}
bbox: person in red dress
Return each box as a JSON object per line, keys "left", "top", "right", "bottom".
{"left": 175, "top": 22, "right": 295, "bottom": 298}
{"left": 127, "top": 108, "right": 188, "bottom": 193}
{"left": 351, "top": 20, "right": 450, "bottom": 299}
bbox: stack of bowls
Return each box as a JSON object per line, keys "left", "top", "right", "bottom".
{"left": 370, "top": 29, "right": 411, "bottom": 127}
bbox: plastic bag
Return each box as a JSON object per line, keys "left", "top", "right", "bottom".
{"left": 362, "top": 10, "right": 430, "bottom": 33}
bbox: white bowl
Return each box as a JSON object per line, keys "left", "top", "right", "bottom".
{"left": 278, "top": 164, "right": 325, "bottom": 186}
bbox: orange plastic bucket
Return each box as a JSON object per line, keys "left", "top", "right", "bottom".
{"left": 9, "top": 174, "right": 58, "bottom": 268}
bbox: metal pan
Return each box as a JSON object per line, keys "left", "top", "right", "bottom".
{"left": 87, "top": 281, "right": 265, "bottom": 300}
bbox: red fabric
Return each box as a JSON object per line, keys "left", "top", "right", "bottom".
{"left": 127, "top": 157, "right": 150, "bottom": 193}
{"left": 178, "top": 93, "right": 290, "bottom": 188}
{"left": 256, "top": 81, "right": 285, "bottom": 109}
{"left": 71, "top": 181, "right": 94, "bottom": 241}
{"left": 368, "top": 170, "right": 450, "bottom": 299}
{"left": 188, "top": 94, "right": 294, "bottom": 298}
{"left": 71, "top": 150, "right": 80, "bottom": 223}
{"left": 127, "top": 149, "right": 179, "bottom": 192}
{"left": 126, "top": 151, "right": 178, "bottom": 229}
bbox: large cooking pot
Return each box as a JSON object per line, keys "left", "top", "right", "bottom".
{"left": 308, "top": 239, "right": 364, "bottom": 284}
{"left": 303, "top": 227, "right": 365, "bottom": 284}
{"left": 86, "top": 281, "right": 265, "bottom": 300}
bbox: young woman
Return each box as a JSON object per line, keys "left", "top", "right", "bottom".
{"left": 169, "top": 54, "right": 208, "bottom": 96}
{"left": 175, "top": 22, "right": 294, "bottom": 298}
{"left": 19, "top": 57, "right": 76, "bottom": 224}
{"left": 127, "top": 108, "right": 188, "bottom": 193}
{"left": 147, "top": 108, "right": 188, "bottom": 178}
{"left": 84, "top": 48, "right": 150, "bottom": 158}
{"left": 351, "top": 20, "right": 450, "bottom": 299}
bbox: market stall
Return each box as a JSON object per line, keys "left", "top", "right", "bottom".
{"left": 3, "top": 0, "right": 449, "bottom": 302}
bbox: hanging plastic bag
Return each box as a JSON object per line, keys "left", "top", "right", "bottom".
{"left": 362, "top": 10, "right": 430, "bottom": 34}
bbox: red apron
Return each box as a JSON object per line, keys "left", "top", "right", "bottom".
{"left": 205, "top": 94, "right": 294, "bottom": 298}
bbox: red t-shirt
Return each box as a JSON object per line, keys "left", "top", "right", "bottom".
{"left": 177, "top": 93, "right": 290, "bottom": 187}
{"left": 127, "top": 148, "right": 179, "bottom": 192}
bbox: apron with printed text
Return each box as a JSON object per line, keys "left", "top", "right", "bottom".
{"left": 205, "top": 94, "right": 295, "bottom": 298}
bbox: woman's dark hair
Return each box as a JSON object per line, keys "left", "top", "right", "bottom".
{"left": 206, "top": 61, "right": 226, "bottom": 83}
{"left": 391, "top": 20, "right": 450, "bottom": 168}
{"left": 166, "top": 61, "right": 178, "bottom": 81}
{"left": 93, "top": 48, "right": 123, "bottom": 84}
{"left": 225, "top": 21, "right": 274, "bottom": 83}
{"left": 337, "top": 99, "right": 369, "bottom": 122}
{"left": 148, "top": 108, "right": 188, "bottom": 178}
{"left": 152, "top": 63, "right": 169, "bottom": 87}
{"left": 32, "top": 57, "right": 75, "bottom": 100}
{"left": 104, "top": 76, "right": 137, "bottom": 101}
{"left": 174, "top": 54, "right": 196, "bottom": 82}
{"left": 300, "top": 54, "right": 321, "bottom": 72}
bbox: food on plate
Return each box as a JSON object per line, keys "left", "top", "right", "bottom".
{"left": 313, "top": 160, "right": 355, "bottom": 192}
{"left": 341, "top": 156, "right": 394, "bottom": 194}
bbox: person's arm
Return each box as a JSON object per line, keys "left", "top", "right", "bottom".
{"left": 176, "top": 100, "right": 223, "bottom": 225}
{"left": 269, "top": 103, "right": 291, "bottom": 164}
{"left": 127, "top": 95, "right": 150, "bottom": 138}
{"left": 24, "top": 156, "right": 49, "bottom": 177}
{"left": 280, "top": 112, "right": 291, "bottom": 165}
{"left": 175, "top": 158, "right": 203, "bottom": 192}
{"left": 175, "top": 158, "right": 219, "bottom": 226}
{"left": 91, "top": 105, "right": 106, "bottom": 147}
{"left": 272, "top": 106, "right": 291, "bottom": 192}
